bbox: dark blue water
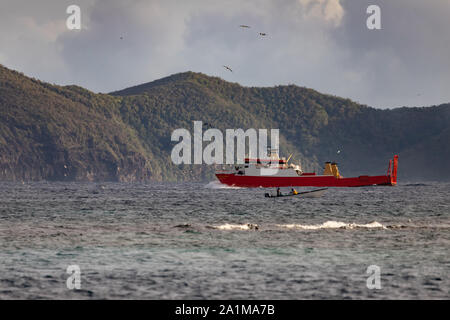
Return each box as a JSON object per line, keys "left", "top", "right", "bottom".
{"left": 0, "top": 181, "right": 448, "bottom": 299}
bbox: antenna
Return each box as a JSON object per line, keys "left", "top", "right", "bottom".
{"left": 287, "top": 153, "right": 293, "bottom": 163}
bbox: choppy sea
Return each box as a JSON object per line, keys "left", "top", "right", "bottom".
{"left": 0, "top": 181, "right": 448, "bottom": 299}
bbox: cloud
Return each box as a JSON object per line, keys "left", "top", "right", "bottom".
{"left": 51, "top": 0, "right": 349, "bottom": 92}
{"left": 298, "top": 0, "right": 344, "bottom": 26}
{"left": 0, "top": 0, "right": 449, "bottom": 108}
{"left": 0, "top": 0, "right": 94, "bottom": 83}
{"left": 331, "top": 0, "right": 450, "bottom": 107}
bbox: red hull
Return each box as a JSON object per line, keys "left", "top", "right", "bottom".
{"left": 216, "top": 155, "right": 398, "bottom": 188}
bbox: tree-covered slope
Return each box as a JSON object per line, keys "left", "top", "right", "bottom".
{"left": 1, "top": 65, "right": 449, "bottom": 182}
{"left": 112, "top": 71, "right": 450, "bottom": 181}
{"left": 0, "top": 65, "right": 154, "bottom": 181}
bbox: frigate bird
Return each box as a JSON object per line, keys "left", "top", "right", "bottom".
{"left": 223, "top": 65, "right": 233, "bottom": 72}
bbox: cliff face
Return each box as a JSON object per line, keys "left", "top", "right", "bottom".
{"left": 1, "top": 65, "right": 449, "bottom": 182}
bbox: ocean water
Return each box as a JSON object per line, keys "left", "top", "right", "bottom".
{"left": 0, "top": 181, "right": 448, "bottom": 299}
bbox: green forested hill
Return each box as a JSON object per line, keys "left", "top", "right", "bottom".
{"left": 1, "top": 65, "right": 449, "bottom": 182}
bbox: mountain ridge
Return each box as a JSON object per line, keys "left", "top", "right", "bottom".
{"left": 1, "top": 64, "right": 449, "bottom": 182}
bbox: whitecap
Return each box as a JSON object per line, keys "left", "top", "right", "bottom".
{"left": 211, "top": 223, "right": 259, "bottom": 230}
{"left": 276, "top": 220, "right": 386, "bottom": 230}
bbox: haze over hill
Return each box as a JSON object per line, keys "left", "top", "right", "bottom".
{"left": 1, "top": 64, "right": 449, "bottom": 182}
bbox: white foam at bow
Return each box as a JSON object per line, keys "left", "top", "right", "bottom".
{"left": 204, "top": 181, "right": 242, "bottom": 189}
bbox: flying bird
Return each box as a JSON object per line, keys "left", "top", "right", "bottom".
{"left": 259, "top": 32, "right": 267, "bottom": 36}
{"left": 239, "top": 25, "right": 251, "bottom": 28}
{"left": 223, "top": 65, "right": 233, "bottom": 72}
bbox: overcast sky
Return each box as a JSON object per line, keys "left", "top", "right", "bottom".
{"left": 0, "top": 0, "right": 449, "bottom": 108}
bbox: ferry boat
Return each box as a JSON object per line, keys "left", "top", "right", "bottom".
{"left": 215, "top": 149, "right": 398, "bottom": 188}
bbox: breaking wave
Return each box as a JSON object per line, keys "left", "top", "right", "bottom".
{"left": 276, "top": 221, "right": 386, "bottom": 230}
{"left": 210, "top": 223, "right": 259, "bottom": 230}
{"left": 189, "top": 221, "right": 449, "bottom": 232}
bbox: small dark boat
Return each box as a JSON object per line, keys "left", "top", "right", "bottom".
{"left": 265, "top": 188, "right": 328, "bottom": 198}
